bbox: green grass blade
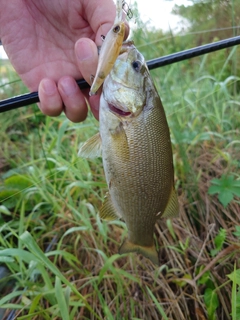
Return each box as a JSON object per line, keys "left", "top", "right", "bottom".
{"left": 146, "top": 286, "right": 168, "bottom": 320}
{"left": 55, "top": 276, "right": 70, "bottom": 320}
{"left": 231, "top": 263, "right": 237, "bottom": 320}
{"left": 20, "top": 231, "right": 100, "bottom": 319}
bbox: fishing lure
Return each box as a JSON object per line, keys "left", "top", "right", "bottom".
{"left": 89, "top": 0, "right": 126, "bottom": 96}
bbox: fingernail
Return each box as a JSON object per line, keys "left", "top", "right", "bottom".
{"left": 76, "top": 39, "right": 94, "bottom": 61}
{"left": 60, "top": 77, "right": 77, "bottom": 96}
{"left": 41, "top": 79, "right": 57, "bottom": 95}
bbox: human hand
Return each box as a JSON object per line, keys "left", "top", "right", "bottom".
{"left": 0, "top": 0, "right": 129, "bottom": 122}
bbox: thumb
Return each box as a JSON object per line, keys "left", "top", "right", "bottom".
{"left": 75, "top": 38, "right": 98, "bottom": 86}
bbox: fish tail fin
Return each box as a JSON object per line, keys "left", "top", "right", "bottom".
{"left": 119, "top": 239, "right": 159, "bottom": 265}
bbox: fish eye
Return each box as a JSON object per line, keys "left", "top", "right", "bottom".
{"left": 113, "top": 25, "right": 121, "bottom": 33}
{"left": 132, "top": 60, "right": 141, "bottom": 72}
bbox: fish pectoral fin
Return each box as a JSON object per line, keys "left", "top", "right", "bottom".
{"left": 78, "top": 133, "right": 102, "bottom": 159}
{"left": 119, "top": 239, "right": 159, "bottom": 265}
{"left": 99, "top": 192, "right": 120, "bottom": 221}
{"left": 111, "top": 123, "right": 130, "bottom": 161}
{"left": 161, "top": 186, "right": 179, "bottom": 219}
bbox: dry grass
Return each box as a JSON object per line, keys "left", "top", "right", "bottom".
{"left": 2, "top": 140, "right": 239, "bottom": 320}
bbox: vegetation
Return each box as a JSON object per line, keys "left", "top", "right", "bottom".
{"left": 0, "top": 1, "right": 240, "bottom": 319}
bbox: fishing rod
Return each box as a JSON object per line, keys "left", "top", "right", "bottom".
{"left": 0, "top": 35, "right": 240, "bottom": 113}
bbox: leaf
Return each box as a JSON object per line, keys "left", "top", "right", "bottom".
{"left": 4, "top": 175, "right": 32, "bottom": 190}
{"left": 228, "top": 269, "right": 240, "bottom": 286}
{"left": 231, "top": 187, "right": 240, "bottom": 197}
{"left": 228, "top": 265, "right": 240, "bottom": 320}
{"left": 0, "top": 290, "right": 26, "bottom": 307}
{"left": 208, "top": 175, "right": 240, "bottom": 207}
{"left": 214, "top": 228, "right": 226, "bottom": 250}
{"left": 197, "top": 270, "right": 211, "bottom": 285}
{"left": 208, "top": 185, "right": 222, "bottom": 194}
{"left": 0, "top": 189, "right": 20, "bottom": 209}
{"left": 218, "top": 191, "right": 234, "bottom": 208}
{"left": 236, "top": 290, "right": 240, "bottom": 320}
{"left": 19, "top": 231, "right": 99, "bottom": 318}
{"left": 210, "top": 228, "right": 226, "bottom": 258}
{"left": 55, "top": 277, "right": 70, "bottom": 320}
{"left": 28, "top": 294, "right": 42, "bottom": 315}
{"left": 233, "top": 226, "right": 240, "bottom": 238}
{"left": 57, "top": 120, "right": 69, "bottom": 153}
{"left": 173, "top": 273, "right": 192, "bottom": 287}
{"left": 146, "top": 287, "right": 168, "bottom": 320}
{"left": 230, "top": 264, "right": 237, "bottom": 320}
{"left": 0, "top": 205, "right": 11, "bottom": 215}
{"left": 204, "top": 288, "right": 219, "bottom": 319}
{"left": 0, "top": 249, "right": 37, "bottom": 264}
{"left": 0, "top": 256, "right": 15, "bottom": 263}
{"left": 209, "top": 178, "right": 223, "bottom": 187}
{"left": 232, "top": 180, "right": 240, "bottom": 187}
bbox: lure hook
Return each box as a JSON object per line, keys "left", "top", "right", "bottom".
{"left": 122, "top": 1, "right": 133, "bottom": 19}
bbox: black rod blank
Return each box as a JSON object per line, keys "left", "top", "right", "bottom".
{"left": 1, "top": 35, "right": 240, "bottom": 113}
{"left": 0, "top": 79, "right": 89, "bottom": 113}
{"left": 147, "top": 35, "right": 240, "bottom": 69}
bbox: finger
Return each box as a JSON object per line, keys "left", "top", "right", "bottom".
{"left": 87, "top": 2, "right": 130, "bottom": 45}
{"left": 89, "top": 94, "right": 101, "bottom": 121}
{"left": 58, "top": 76, "right": 88, "bottom": 123}
{"left": 38, "top": 78, "right": 63, "bottom": 116}
{"left": 75, "top": 39, "right": 101, "bottom": 120}
{"left": 85, "top": 0, "right": 116, "bottom": 45}
{"left": 75, "top": 38, "right": 98, "bottom": 86}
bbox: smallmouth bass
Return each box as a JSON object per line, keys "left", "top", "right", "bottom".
{"left": 79, "top": 42, "right": 179, "bottom": 265}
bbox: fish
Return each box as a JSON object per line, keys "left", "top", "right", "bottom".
{"left": 89, "top": 0, "right": 126, "bottom": 96}
{"left": 79, "top": 42, "right": 179, "bottom": 265}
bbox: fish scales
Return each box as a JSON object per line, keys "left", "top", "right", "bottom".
{"left": 100, "top": 87, "right": 173, "bottom": 246}
{"left": 79, "top": 43, "right": 179, "bottom": 265}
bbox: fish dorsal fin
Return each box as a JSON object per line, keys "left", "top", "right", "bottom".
{"left": 161, "top": 187, "right": 179, "bottom": 219}
{"left": 78, "top": 133, "right": 102, "bottom": 159}
{"left": 119, "top": 239, "right": 159, "bottom": 265}
{"left": 99, "top": 192, "right": 120, "bottom": 221}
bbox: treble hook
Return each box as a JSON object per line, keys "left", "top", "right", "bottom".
{"left": 122, "top": 1, "right": 133, "bottom": 19}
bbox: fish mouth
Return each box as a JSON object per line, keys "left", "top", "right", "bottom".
{"left": 108, "top": 103, "right": 132, "bottom": 116}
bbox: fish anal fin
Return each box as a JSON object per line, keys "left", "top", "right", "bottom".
{"left": 99, "top": 192, "right": 120, "bottom": 221}
{"left": 78, "top": 133, "right": 102, "bottom": 159}
{"left": 119, "top": 239, "right": 159, "bottom": 265}
{"left": 161, "top": 187, "right": 179, "bottom": 219}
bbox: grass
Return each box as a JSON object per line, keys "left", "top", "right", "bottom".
{"left": 0, "top": 17, "right": 240, "bottom": 320}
